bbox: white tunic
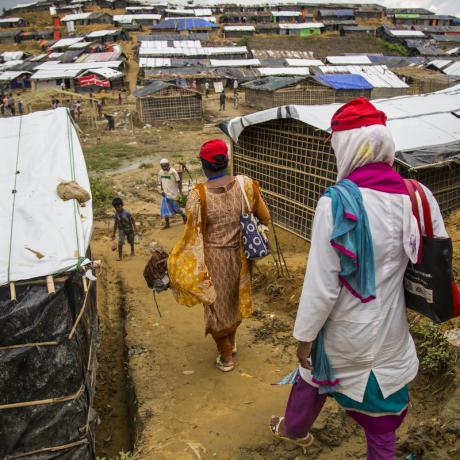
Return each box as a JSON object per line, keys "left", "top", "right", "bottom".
{"left": 158, "top": 167, "right": 181, "bottom": 200}
{"left": 294, "top": 186, "right": 447, "bottom": 402}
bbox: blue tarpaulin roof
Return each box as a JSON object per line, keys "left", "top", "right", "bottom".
{"left": 313, "top": 74, "right": 374, "bottom": 90}
{"left": 336, "top": 9, "right": 355, "bottom": 17}
{"left": 153, "top": 18, "right": 217, "bottom": 31}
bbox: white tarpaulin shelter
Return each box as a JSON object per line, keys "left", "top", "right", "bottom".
{"left": 223, "top": 85, "right": 460, "bottom": 152}
{"left": 0, "top": 109, "right": 92, "bottom": 285}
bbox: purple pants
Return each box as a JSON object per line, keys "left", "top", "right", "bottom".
{"left": 284, "top": 377, "right": 403, "bottom": 460}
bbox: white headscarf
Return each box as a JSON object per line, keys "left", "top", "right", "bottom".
{"left": 331, "top": 124, "right": 396, "bottom": 182}
{"left": 331, "top": 123, "right": 419, "bottom": 263}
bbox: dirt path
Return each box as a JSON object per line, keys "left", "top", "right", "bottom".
{"left": 89, "top": 215, "right": 411, "bottom": 460}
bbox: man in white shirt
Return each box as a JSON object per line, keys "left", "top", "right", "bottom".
{"left": 158, "top": 158, "right": 186, "bottom": 229}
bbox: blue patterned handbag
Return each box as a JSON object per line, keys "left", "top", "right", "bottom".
{"left": 236, "top": 176, "right": 270, "bottom": 260}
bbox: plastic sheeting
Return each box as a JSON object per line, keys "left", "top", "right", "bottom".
{"left": 0, "top": 273, "right": 98, "bottom": 459}
{"left": 0, "top": 109, "right": 92, "bottom": 286}
{"left": 313, "top": 74, "right": 374, "bottom": 90}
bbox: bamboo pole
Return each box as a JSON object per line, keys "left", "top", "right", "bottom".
{"left": 9, "top": 283, "right": 16, "bottom": 302}
{"left": 46, "top": 276, "right": 55, "bottom": 295}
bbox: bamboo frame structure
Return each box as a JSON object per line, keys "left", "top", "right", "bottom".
{"left": 244, "top": 80, "right": 372, "bottom": 109}
{"left": 233, "top": 118, "right": 459, "bottom": 241}
{"left": 136, "top": 86, "right": 203, "bottom": 123}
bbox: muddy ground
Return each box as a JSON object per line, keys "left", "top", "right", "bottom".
{"left": 63, "top": 94, "right": 460, "bottom": 460}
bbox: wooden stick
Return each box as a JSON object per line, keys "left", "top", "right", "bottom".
{"left": 82, "top": 276, "right": 88, "bottom": 293}
{"left": 9, "top": 283, "right": 16, "bottom": 302}
{"left": 0, "top": 341, "right": 58, "bottom": 351}
{"left": 0, "top": 385, "right": 84, "bottom": 411}
{"left": 46, "top": 276, "right": 55, "bottom": 295}
{"left": 6, "top": 439, "right": 88, "bottom": 459}
{"left": 68, "top": 281, "right": 93, "bottom": 340}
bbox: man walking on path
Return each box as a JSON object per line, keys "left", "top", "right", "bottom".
{"left": 219, "top": 91, "right": 226, "bottom": 111}
{"left": 205, "top": 81, "right": 210, "bottom": 98}
{"left": 158, "top": 159, "right": 187, "bottom": 229}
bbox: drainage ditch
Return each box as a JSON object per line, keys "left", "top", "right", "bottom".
{"left": 93, "top": 267, "right": 135, "bottom": 459}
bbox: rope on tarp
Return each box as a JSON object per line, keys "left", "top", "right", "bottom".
{"left": 7, "top": 116, "right": 23, "bottom": 284}
{"left": 66, "top": 112, "right": 83, "bottom": 263}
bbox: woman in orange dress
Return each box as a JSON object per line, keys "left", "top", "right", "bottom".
{"left": 169, "top": 140, "right": 270, "bottom": 372}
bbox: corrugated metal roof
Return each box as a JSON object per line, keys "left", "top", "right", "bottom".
{"left": 0, "top": 17, "right": 23, "bottom": 23}
{"left": 224, "top": 26, "right": 256, "bottom": 32}
{"left": 389, "top": 30, "right": 426, "bottom": 37}
{"left": 139, "top": 57, "right": 172, "bottom": 68}
{"left": 77, "top": 50, "right": 123, "bottom": 63}
{"left": 114, "top": 14, "right": 161, "bottom": 23}
{"left": 223, "top": 85, "right": 460, "bottom": 160}
{"left": 61, "top": 12, "right": 92, "bottom": 21}
{"left": 139, "top": 46, "right": 247, "bottom": 57}
{"left": 0, "top": 71, "right": 31, "bottom": 81}
{"left": 252, "top": 50, "right": 314, "bottom": 59}
{"left": 80, "top": 67, "right": 123, "bottom": 79}
{"left": 326, "top": 55, "right": 372, "bottom": 65}
{"left": 193, "top": 9, "right": 213, "bottom": 16}
{"left": 69, "top": 42, "right": 92, "bottom": 49}
{"left": 285, "top": 58, "right": 323, "bottom": 67}
{"left": 432, "top": 35, "right": 460, "bottom": 43}
{"left": 271, "top": 11, "right": 302, "bottom": 17}
{"left": 443, "top": 61, "right": 460, "bottom": 76}
{"left": 243, "top": 76, "right": 306, "bottom": 91}
{"left": 0, "top": 61, "right": 24, "bottom": 71}
{"left": 313, "top": 74, "right": 373, "bottom": 90}
{"left": 133, "top": 80, "right": 175, "bottom": 96}
{"left": 210, "top": 59, "right": 260, "bottom": 67}
{"left": 50, "top": 37, "right": 85, "bottom": 49}
{"left": 165, "top": 8, "right": 194, "bottom": 15}
{"left": 35, "top": 61, "right": 123, "bottom": 71}
{"left": 319, "top": 65, "right": 409, "bottom": 89}
{"left": 31, "top": 69, "right": 82, "bottom": 79}
{"left": 258, "top": 67, "right": 310, "bottom": 76}
{"left": 279, "top": 23, "right": 324, "bottom": 29}
{"left": 1, "top": 51, "right": 25, "bottom": 61}
{"left": 86, "top": 29, "right": 119, "bottom": 38}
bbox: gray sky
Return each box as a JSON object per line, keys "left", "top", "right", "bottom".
{"left": 1, "top": 0, "right": 459, "bottom": 16}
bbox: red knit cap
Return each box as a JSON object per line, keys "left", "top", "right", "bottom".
{"left": 199, "top": 139, "right": 228, "bottom": 165}
{"left": 330, "top": 97, "right": 387, "bottom": 133}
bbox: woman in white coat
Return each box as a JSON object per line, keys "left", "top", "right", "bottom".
{"left": 270, "top": 98, "right": 448, "bottom": 459}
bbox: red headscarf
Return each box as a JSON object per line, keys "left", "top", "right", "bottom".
{"left": 199, "top": 139, "right": 228, "bottom": 165}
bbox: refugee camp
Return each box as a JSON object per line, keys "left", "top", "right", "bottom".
{"left": 1, "top": 0, "right": 460, "bottom": 459}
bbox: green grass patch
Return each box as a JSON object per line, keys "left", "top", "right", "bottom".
{"left": 84, "top": 143, "right": 150, "bottom": 172}
{"left": 90, "top": 176, "right": 113, "bottom": 210}
{"left": 411, "top": 320, "right": 453, "bottom": 376}
{"left": 378, "top": 39, "right": 408, "bottom": 56}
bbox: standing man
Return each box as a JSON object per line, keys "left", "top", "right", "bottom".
{"left": 158, "top": 158, "right": 187, "bottom": 230}
{"left": 204, "top": 81, "right": 210, "bottom": 98}
{"left": 233, "top": 79, "right": 238, "bottom": 95}
{"left": 75, "top": 100, "right": 82, "bottom": 121}
{"left": 97, "top": 100, "right": 103, "bottom": 119}
{"left": 8, "top": 94, "right": 15, "bottom": 116}
{"left": 219, "top": 90, "right": 226, "bottom": 111}
{"left": 17, "top": 94, "right": 24, "bottom": 115}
